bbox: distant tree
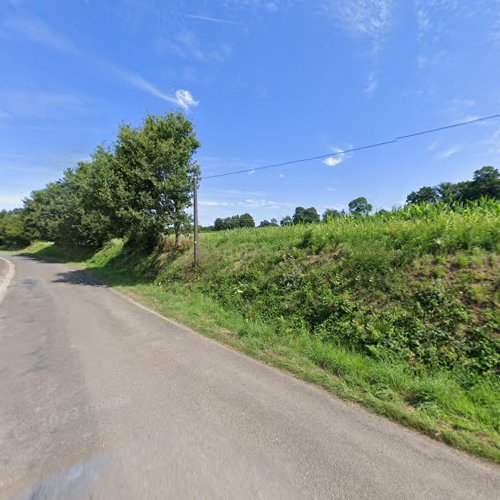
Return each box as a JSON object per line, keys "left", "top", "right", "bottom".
{"left": 348, "top": 197, "right": 372, "bottom": 216}
{"left": 213, "top": 213, "right": 255, "bottom": 231}
{"left": 293, "top": 206, "right": 320, "bottom": 224}
{"left": 464, "top": 166, "right": 500, "bottom": 201}
{"left": 214, "top": 218, "right": 225, "bottom": 231}
{"left": 239, "top": 213, "right": 255, "bottom": 228}
{"left": 322, "top": 209, "right": 341, "bottom": 222}
{"left": 436, "top": 182, "right": 463, "bottom": 204}
{"left": 406, "top": 166, "right": 499, "bottom": 206}
{"left": 280, "top": 215, "right": 293, "bottom": 226}
{"left": 259, "top": 218, "right": 279, "bottom": 227}
{"left": 406, "top": 186, "right": 439, "bottom": 205}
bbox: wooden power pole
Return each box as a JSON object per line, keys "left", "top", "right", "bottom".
{"left": 193, "top": 175, "right": 199, "bottom": 265}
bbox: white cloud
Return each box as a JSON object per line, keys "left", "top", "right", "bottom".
{"left": 248, "top": 169, "right": 255, "bottom": 175}
{"left": 322, "top": 147, "right": 346, "bottom": 167}
{"left": 3, "top": 16, "right": 76, "bottom": 53}
{"left": 278, "top": 173, "right": 285, "bottom": 178}
{"left": 175, "top": 89, "right": 199, "bottom": 109}
{"left": 105, "top": 65, "right": 199, "bottom": 109}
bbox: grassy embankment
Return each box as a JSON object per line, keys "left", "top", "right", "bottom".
{"left": 20, "top": 202, "right": 500, "bottom": 462}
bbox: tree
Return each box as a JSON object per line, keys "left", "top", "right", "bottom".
{"left": 292, "top": 206, "right": 320, "bottom": 224}
{"left": 112, "top": 112, "right": 200, "bottom": 249}
{"left": 280, "top": 215, "right": 293, "bottom": 226}
{"left": 259, "top": 218, "right": 279, "bottom": 227}
{"left": 348, "top": 197, "right": 372, "bottom": 216}
{"left": 214, "top": 218, "right": 226, "bottom": 231}
{"left": 239, "top": 213, "right": 255, "bottom": 228}
{"left": 406, "top": 186, "right": 439, "bottom": 205}
{"left": 464, "top": 166, "right": 500, "bottom": 201}
{"left": 322, "top": 209, "right": 341, "bottom": 222}
{"left": 406, "top": 166, "right": 499, "bottom": 206}
{"left": 0, "top": 210, "right": 29, "bottom": 248}
{"left": 436, "top": 182, "right": 463, "bottom": 204}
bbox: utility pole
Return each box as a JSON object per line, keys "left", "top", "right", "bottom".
{"left": 193, "top": 175, "right": 199, "bottom": 265}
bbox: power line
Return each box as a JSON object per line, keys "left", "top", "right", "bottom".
{"left": 203, "top": 113, "right": 500, "bottom": 180}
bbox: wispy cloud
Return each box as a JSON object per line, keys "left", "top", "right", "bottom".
{"left": 185, "top": 13, "right": 242, "bottom": 26}
{"left": 199, "top": 199, "right": 235, "bottom": 207}
{"left": 156, "top": 30, "right": 232, "bottom": 63}
{"left": 243, "top": 198, "right": 294, "bottom": 209}
{"left": 322, "top": 0, "right": 395, "bottom": 51}
{"left": 2, "top": 16, "right": 76, "bottom": 53}
{"left": 216, "top": 189, "right": 268, "bottom": 196}
{"left": 363, "top": 71, "right": 378, "bottom": 96}
{"left": 437, "top": 145, "right": 462, "bottom": 159}
{"left": 4, "top": 15, "right": 199, "bottom": 109}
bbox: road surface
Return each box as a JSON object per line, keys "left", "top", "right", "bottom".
{"left": 0, "top": 254, "right": 499, "bottom": 499}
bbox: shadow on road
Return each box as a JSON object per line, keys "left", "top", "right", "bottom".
{"left": 15, "top": 254, "right": 106, "bottom": 287}
{"left": 51, "top": 269, "right": 105, "bottom": 287}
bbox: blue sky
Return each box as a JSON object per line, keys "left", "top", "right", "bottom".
{"left": 1, "top": 0, "right": 499, "bottom": 224}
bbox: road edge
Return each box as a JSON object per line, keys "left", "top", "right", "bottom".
{"left": 0, "top": 255, "right": 15, "bottom": 304}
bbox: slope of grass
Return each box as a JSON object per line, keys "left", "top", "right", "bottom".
{"left": 20, "top": 202, "right": 500, "bottom": 462}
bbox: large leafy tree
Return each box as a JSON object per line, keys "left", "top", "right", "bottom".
{"left": 406, "top": 186, "right": 439, "bottom": 205}
{"left": 112, "top": 112, "right": 200, "bottom": 248}
{"left": 348, "top": 197, "right": 372, "bottom": 216}
{"left": 239, "top": 213, "right": 255, "bottom": 228}
{"left": 292, "top": 206, "right": 320, "bottom": 224}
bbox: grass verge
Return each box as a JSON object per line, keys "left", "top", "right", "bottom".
{"left": 16, "top": 235, "right": 500, "bottom": 464}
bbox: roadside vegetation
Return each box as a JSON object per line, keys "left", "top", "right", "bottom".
{"left": 1, "top": 111, "right": 499, "bottom": 461}
{"left": 19, "top": 200, "right": 500, "bottom": 462}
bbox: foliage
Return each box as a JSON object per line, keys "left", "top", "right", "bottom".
{"left": 0, "top": 209, "right": 30, "bottom": 248}
{"left": 213, "top": 213, "right": 255, "bottom": 230}
{"left": 23, "top": 199, "right": 500, "bottom": 462}
{"left": 292, "top": 206, "right": 320, "bottom": 224}
{"left": 259, "top": 218, "right": 279, "bottom": 227}
{"left": 348, "top": 197, "right": 373, "bottom": 216}
{"left": 19, "top": 112, "right": 200, "bottom": 249}
{"left": 322, "top": 208, "right": 342, "bottom": 221}
{"left": 406, "top": 166, "right": 500, "bottom": 205}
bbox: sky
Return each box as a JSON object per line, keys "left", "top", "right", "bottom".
{"left": 1, "top": 0, "right": 499, "bottom": 225}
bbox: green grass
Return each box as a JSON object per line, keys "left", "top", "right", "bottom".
{"left": 18, "top": 201, "right": 500, "bottom": 462}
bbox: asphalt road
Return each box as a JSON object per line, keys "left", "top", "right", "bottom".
{"left": 0, "top": 254, "right": 499, "bottom": 499}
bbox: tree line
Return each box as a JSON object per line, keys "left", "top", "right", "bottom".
{"left": 0, "top": 112, "right": 200, "bottom": 249}
{"left": 0, "top": 124, "right": 498, "bottom": 247}
{"left": 205, "top": 167, "right": 499, "bottom": 231}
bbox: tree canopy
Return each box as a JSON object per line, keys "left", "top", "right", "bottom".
{"left": 406, "top": 166, "right": 499, "bottom": 205}
{"left": 19, "top": 112, "right": 200, "bottom": 249}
